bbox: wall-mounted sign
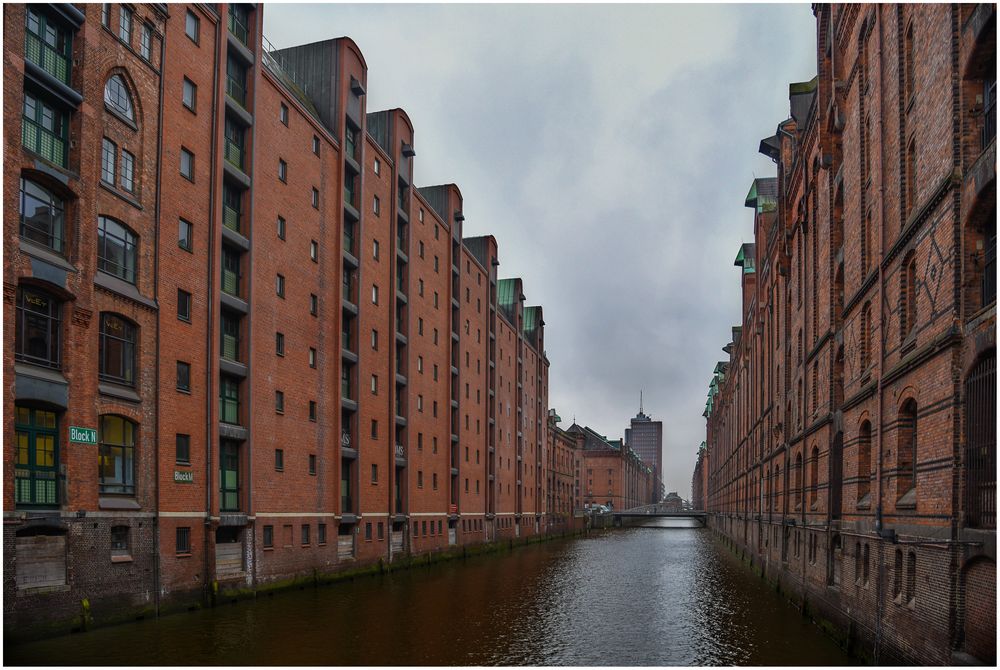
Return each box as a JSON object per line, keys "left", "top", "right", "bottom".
{"left": 69, "top": 426, "right": 97, "bottom": 444}
{"left": 174, "top": 470, "right": 194, "bottom": 483}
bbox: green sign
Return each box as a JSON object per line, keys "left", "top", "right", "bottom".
{"left": 174, "top": 470, "right": 194, "bottom": 483}
{"left": 69, "top": 426, "right": 97, "bottom": 444}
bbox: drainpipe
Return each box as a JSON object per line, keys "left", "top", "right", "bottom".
{"left": 873, "top": 4, "right": 889, "bottom": 662}
{"left": 204, "top": 8, "right": 222, "bottom": 598}
{"left": 152, "top": 9, "right": 167, "bottom": 618}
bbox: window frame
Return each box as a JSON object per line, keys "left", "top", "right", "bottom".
{"left": 104, "top": 75, "right": 135, "bottom": 122}
{"left": 184, "top": 10, "right": 200, "bottom": 44}
{"left": 99, "top": 313, "right": 137, "bottom": 387}
{"left": 19, "top": 177, "right": 65, "bottom": 253}
{"left": 97, "top": 216, "right": 138, "bottom": 284}
{"left": 98, "top": 414, "right": 136, "bottom": 496}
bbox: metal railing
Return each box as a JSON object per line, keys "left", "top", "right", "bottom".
{"left": 22, "top": 118, "right": 66, "bottom": 167}
{"left": 965, "top": 353, "right": 995, "bottom": 529}
{"left": 224, "top": 137, "right": 244, "bottom": 171}
{"left": 982, "top": 81, "right": 996, "bottom": 152}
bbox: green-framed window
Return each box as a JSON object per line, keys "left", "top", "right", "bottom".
{"left": 221, "top": 246, "right": 241, "bottom": 297}
{"left": 220, "top": 375, "right": 240, "bottom": 425}
{"left": 14, "top": 406, "right": 59, "bottom": 507}
{"left": 25, "top": 7, "right": 71, "bottom": 84}
{"left": 220, "top": 311, "right": 240, "bottom": 362}
{"left": 228, "top": 3, "right": 251, "bottom": 46}
{"left": 222, "top": 183, "right": 242, "bottom": 233}
{"left": 223, "top": 115, "right": 244, "bottom": 169}
{"left": 22, "top": 91, "right": 68, "bottom": 167}
{"left": 225, "top": 54, "right": 246, "bottom": 107}
{"left": 220, "top": 440, "right": 240, "bottom": 511}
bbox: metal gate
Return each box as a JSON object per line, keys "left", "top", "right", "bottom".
{"left": 966, "top": 352, "right": 996, "bottom": 528}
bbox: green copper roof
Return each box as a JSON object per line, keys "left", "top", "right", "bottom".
{"left": 523, "top": 306, "right": 540, "bottom": 332}
{"left": 744, "top": 178, "right": 778, "bottom": 214}
{"left": 734, "top": 243, "right": 756, "bottom": 274}
{"left": 497, "top": 278, "right": 519, "bottom": 307}
{"left": 789, "top": 76, "right": 818, "bottom": 95}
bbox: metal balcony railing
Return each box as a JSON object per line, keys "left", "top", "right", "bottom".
{"left": 25, "top": 31, "right": 70, "bottom": 84}
{"left": 22, "top": 118, "right": 66, "bottom": 167}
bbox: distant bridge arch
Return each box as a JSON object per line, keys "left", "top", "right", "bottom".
{"left": 612, "top": 503, "right": 707, "bottom": 526}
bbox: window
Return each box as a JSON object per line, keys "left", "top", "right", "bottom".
{"left": 180, "top": 148, "right": 194, "bottom": 180}
{"left": 419, "top": 208, "right": 424, "bottom": 223}
{"left": 860, "top": 302, "right": 871, "bottom": 370}
{"left": 374, "top": 159, "right": 381, "bottom": 175}
{"left": 280, "top": 103, "right": 288, "bottom": 126}
{"left": 906, "top": 139, "right": 916, "bottom": 214}
{"left": 417, "top": 356, "right": 423, "bottom": 373}
{"left": 373, "top": 196, "right": 380, "bottom": 216}
{"left": 312, "top": 135, "right": 320, "bottom": 155}
{"left": 275, "top": 390, "right": 284, "bottom": 414}
{"left": 310, "top": 294, "right": 318, "bottom": 315}
{"left": 904, "top": 253, "right": 918, "bottom": 340}
{"left": 318, "top": 524, "right": 327, "bottom": 544}
{"left": 418, "top": 318, "right": 423, "bottom": 335}
{"left": 371, "top": 419, "right": 378, "bottom": 439}
{"left": 278, "top": 159, "right": 287, "bottom": 182}
{"left": 102, "top": 3, "right": 110, "bottom": 27}
{"left": 418, "top": 279, "right": 424, "bottom": 297}
{"left": 858, "top": 421, "right": 872, "bottom": 502}
{"left": 184, "top": 10, "right": 199, "bottom": 43}
{"left": 13, "top": 405, "right": 59, "bottom": 506}
{"left": 105, "top": 76, "right": 136, "bottom": 124}
{"left": 371, "top": 463, "right": 378, "bottom": 483}
{"left": 140, "top": 24, "right": 152, "bottom": 60}
{"left": 418, "top": 471, "right": 423, "bottom": 488}
{"left": 176, "top": 361, "right": 190, "bottom": 391}
{"left": 418, "top": 241, "right": 424, "bottom": 258}
{"left": 275, "top": 332, "right": 284, "bottom": 356}
{"left": 897, "top": 399, "right": 917, "bottom": 501}
{"left": 101, "top": 138, "right": 117, "bottom": 184}
{"left": 182, "top": 78, "right": 196, "bottom": 111}
{"left": 97, "top": 216, "right": 138, "bottom": 284}
{"left": 175, "top": 433, "right": 190, "bottom": 464}
{"left": 99, "top": 415, "right": 136, "bottom": 495}
{"left": 906, "top": 552, "right": 916, "bottom": 605}
{"left": 263, "top": 525, "right": 274, "bottom": 548}
{"left": 309, "top": 401, "right": 317, "bottom": 422}
{"left": 220, "top": 376, "right": 240, "bottom": 424}
{"left": 310, "top": 240, "right": 318, "bottom": 262}
{"left": 19, "top": 177, "right": 65, "bottom": 253}
{"left": 365, "top": 523, "right": 372, "bottom": 541}
{"left": 372, "top": 285, "right": 379, "bottom": 304}
{"left": 904, "top": 23, "right": 914, "bottom": 103}
{"left": 417, "top": 395, "right": 423, "bottom": 411}
{"left": 432, "top": 473, "right": 438, "bottom": 490}
{"left": 176, "top": 527, "right": 191, "bottom": 554}
{"left": 22, "top": 91, "right": 68, "bottom": 166}
{"left": 893, "top": 549, "right": 903, "bottom": 600}
{"left": 275, "top": 448, "right": 284, "bottom": 471}
{"left": 119, "top": 6, "right": 132, "bottom": 43}
{"left": 309, "top": 347, "right": 317, "bottom": 368}
{"left": 121, "top": 150, "right": 135, "bottom": 192}
{"left": 309, "top": 454, "right": 317, "bottom": 474}
{"left": 372, "top": 330, "right": 378, "bottom": 350}
{"left": 276, "top": 274, "right": 285, "bottom": 298}
{"left": 373, "top": 239, "right": 380, "bottom": 260}
{"left": 301, "top": 524, "right": 310, "bottom": 545}
{"left": 312, "top": 187, "right": 319, "bottom": 208}
{"left": 178, "top": 218, "right": 193, "bottom": 252}
{"left": 434, "top": 255, "right": 439, "bottom": 272}
{"left": 277, "top": 216, "right": 286, "bottom": 240}
{"left": 99, "top": 313, "right": 136, "bottom": 386}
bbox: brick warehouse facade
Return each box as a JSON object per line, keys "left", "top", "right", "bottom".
{"left": 2, "top": 3, "right": 564, "bottom": 640}
{"left": 698, "top": 4, "right": 995, "bottom": 665}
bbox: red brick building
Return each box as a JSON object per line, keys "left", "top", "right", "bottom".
{"left": 699, "top": 4, "right": 995, "bottom": 664}
{"left": 570, "top": 424, "right": 655, "bottom": 511}
{"left": 4, "top": 3, "right": 555, "bottom": 639}
{"left": 546, "top": 410, "right": 584, "bottom": 531}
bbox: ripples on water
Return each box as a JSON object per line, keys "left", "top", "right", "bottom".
{"left": 5, "top": 521, "right": 855, "bottom": 666}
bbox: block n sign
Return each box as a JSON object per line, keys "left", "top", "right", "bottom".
{"left": 69, "top": 426, "right": 97, "bottom": 444}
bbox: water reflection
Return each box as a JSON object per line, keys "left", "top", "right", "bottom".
{"left": 5, "top": 527, "right": 855, "bottom": 666}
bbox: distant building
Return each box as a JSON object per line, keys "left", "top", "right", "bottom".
{"left": 663, "top": 492, "right": 683, "bottom": 513}
{"left": 624, "top": 394, "right": 664, "bottom": 500}
{"left": 569, "top": 423, "right": 655, "bottom": 510}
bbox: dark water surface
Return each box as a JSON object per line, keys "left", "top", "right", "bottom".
{"left": 6, "top": 521, "right": 856, "bottom": 666}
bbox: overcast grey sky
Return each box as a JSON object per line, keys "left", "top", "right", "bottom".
{"left": 266, "top": 3, "right": 817, "bottom": 498}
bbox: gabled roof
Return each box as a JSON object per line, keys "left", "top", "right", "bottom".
{"left": 734, "top": 243, "right": 756, "bottom": 274}
{"left": 745, "top": 178, "right": 778, "bottom": 213}
{"left": 789, "top": 76, "right": 818, "bottom": 127}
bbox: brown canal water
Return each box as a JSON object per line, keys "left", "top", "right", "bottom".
{"left": 5, "top": 520, "right": 857, "bottom": 666}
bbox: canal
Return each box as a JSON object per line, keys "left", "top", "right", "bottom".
{"left": 6, "top": 521, "right": 855, "bottom": 665}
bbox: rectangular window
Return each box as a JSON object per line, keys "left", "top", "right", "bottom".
{"left": 101, "top": 137, "right": 116, "bottom": 184}
{"left": 371, "top": 419, "right": 378, "bottom": 439}
{"left": 102, "top": 3, "right": 110, "bottom": 27}
{"left": 311, "top": 187, "right": 319, "bottom": 208}
{"left": 140, "top": 23, "right": 152, "bottom": 60}
{"left": 371, "top": 463, "right": 378, "bottom": 483}
{"left": 418, "top": 471, "right": 424, "bottom": 488}
{"left": 178, "top": 219, "right": 193, "bottom": 252}
{"left": 275, "top": 448, "right": 284, "bottom": 471}
{"left": 373, "top": 196, "right": 380, "bottom": 216}
{"left": 365, "top": 523, "right": 372, "bottom": 541}
{"left": 121, "top": 150, "right": 135, "bottom": 192}
{"left": 377, "top": 522, "right": 384, "bottom": 540}
{"left": 310, "top": 240, "right": 318, "bottom": 262}
{"left": 312, "top": 135, "right": 320, "bottom": 155}
{"left": 310, "top": 294, "right": 318, "bottom": 315}
{"left": 276, "top": 274, "right": 285, "bottom": 298}
{"left": 309, "top": 347, "right": 317, "bottom": 368}
{"left": 22, "top": 92, "right": 68, "bottom": 166}
{"left": 275, "top": 390, "right": 284, "bottom": 414}
{"left": 374, "top": 159, "right": 380, "bottom": 175}
{"left": 373, "top": 239, "right": 380, "bottom": 260}
{"left": 318, "top": 523, "right": 327, "bottom": 545}
{"left": 275, "top": 331, "right": 285, "bottom": 356}
{"left": 308, "top": 453, "right": 317, "bottom": 473}
{"left": 432, "top": 473, "right": 438, "bottom": 490}
{"left": 309, "top": 401, "right": 317, "bottom": 422}
{"left": 180, "top": 148, "right": 194, "bottom": 180}
{"left": 372, "top": 329, "right": 378, "bottom": 350}
{"left": 176, "top": 361, "right": 190, "bottom": 391}
{"left": 263, "top": 525, "right": 274, "bottom": 548}
{"left": 278, "top": 159, "right": 287, "bottom": 182}
{"left": 301, "top": 524, "right": 310, "bottom": 545}
{"left": 185, "top": 10, "right": 199, "bottom": 43}
{"left": 177, "top": 289, "right": 191, "bottom": 321}
{"left": 176, "top": 527, "right": 191, "bottom": 554}
{"left": 182, "top": 78, "right": 196, "bottom": 111}
{"left": 372, "top": 285, "right": 379, "bottom": 304}
{"left": 176, "top": 434, "right": 190, "bottom": 464}
{"left": 119, "top": 6, "right": 132, "bottom": 43}
{"left": 280, "top": 103, "right": 288, "bottom": 126}
{"left": 371, "top": 375, "right": 378, "bottom": 394}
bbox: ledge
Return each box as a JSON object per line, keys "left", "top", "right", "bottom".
{"left": 94, "top": 271, "right": 157, "bottom": 311}
{"left": 98, "top": 497, "right": 141, "bottom": 510}
{"left": 19, "top": 238, "right": 77, "bottom": 274}
{"left": 98, "top": 382, "right": 141, "bottom": 403}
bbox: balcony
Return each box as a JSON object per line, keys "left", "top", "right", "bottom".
{"left": 982, "top": 81, "right": 996, "bottom": 153}
{"left": 395, "top": 443, "right": 406, "bottom": 466}
{"left": 228, "top": 4, "right": 251, "bottom": 48}
{"left": 224, "top": 136, "right": 244, "bottom": 172}
{"left": 22, "top": 117, "right": 66, "bottom": 167}
{"left": 220, "top": 393, "right": 240, "bottom": 425}
{"left": 25, "top": 31, "right": 69, "bottom": 85}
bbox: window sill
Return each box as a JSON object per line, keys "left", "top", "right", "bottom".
{"left": 263, "top": 547, "right": 274, "bottom": 552}
{"left": 98, "top": 497, "right": 140, "bottom": 511}
{"left": 111, "top": 554, "right": 133, "bottom": 564}
{"left": 99, "top": 180, "right": 143, "bottom": 211}
{"left": 104, "top": 103, "right": 138, "bottom": 131}
{"left": 19, "top": 238, "right": 77, "bottom": 273}
{"left": 99, "top": 382, "right": 141, "bottom": 403}
{"left": 176, "top": 552, "right": 192, "bottom": 559}
{"left": 94, "top": 271, "right": 157, "bottom": 310}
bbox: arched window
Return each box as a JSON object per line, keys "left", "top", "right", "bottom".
{"left": 104, "top": 74, "right": 134, "bottom": 121}
{"left": 97, "top": 216, "right": 138, "bottom": 284}
{"left": 965, "top": 351, "right": 995, "bottom": 529}
{"left": 809, "top": 446, "right": 819, "bottom": 507}
{"left": 99, "top": 415, "right": 136, "bottom": 495}
{"left": 99, "top": 313, "right": 137, "bottom": 386}
{"left": 858, "top": 420, "right": 872, "bottom": 502}
{"left": 904, "top": 23, "right": 915, "bottom": 102}
{"left": 897, "top": 399, "right": 917, "bottom": 501}
{"left": 794, "top": 451, "right": 803, "bottom": 510}
{"left": 906, "top": 551, "right": 917, "bottom": 605}
{"left": 15, "top": 285, "right": 61, "bottom": 369}
{"left": 19, "top": 177, "right": 65, "bottom": 253}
